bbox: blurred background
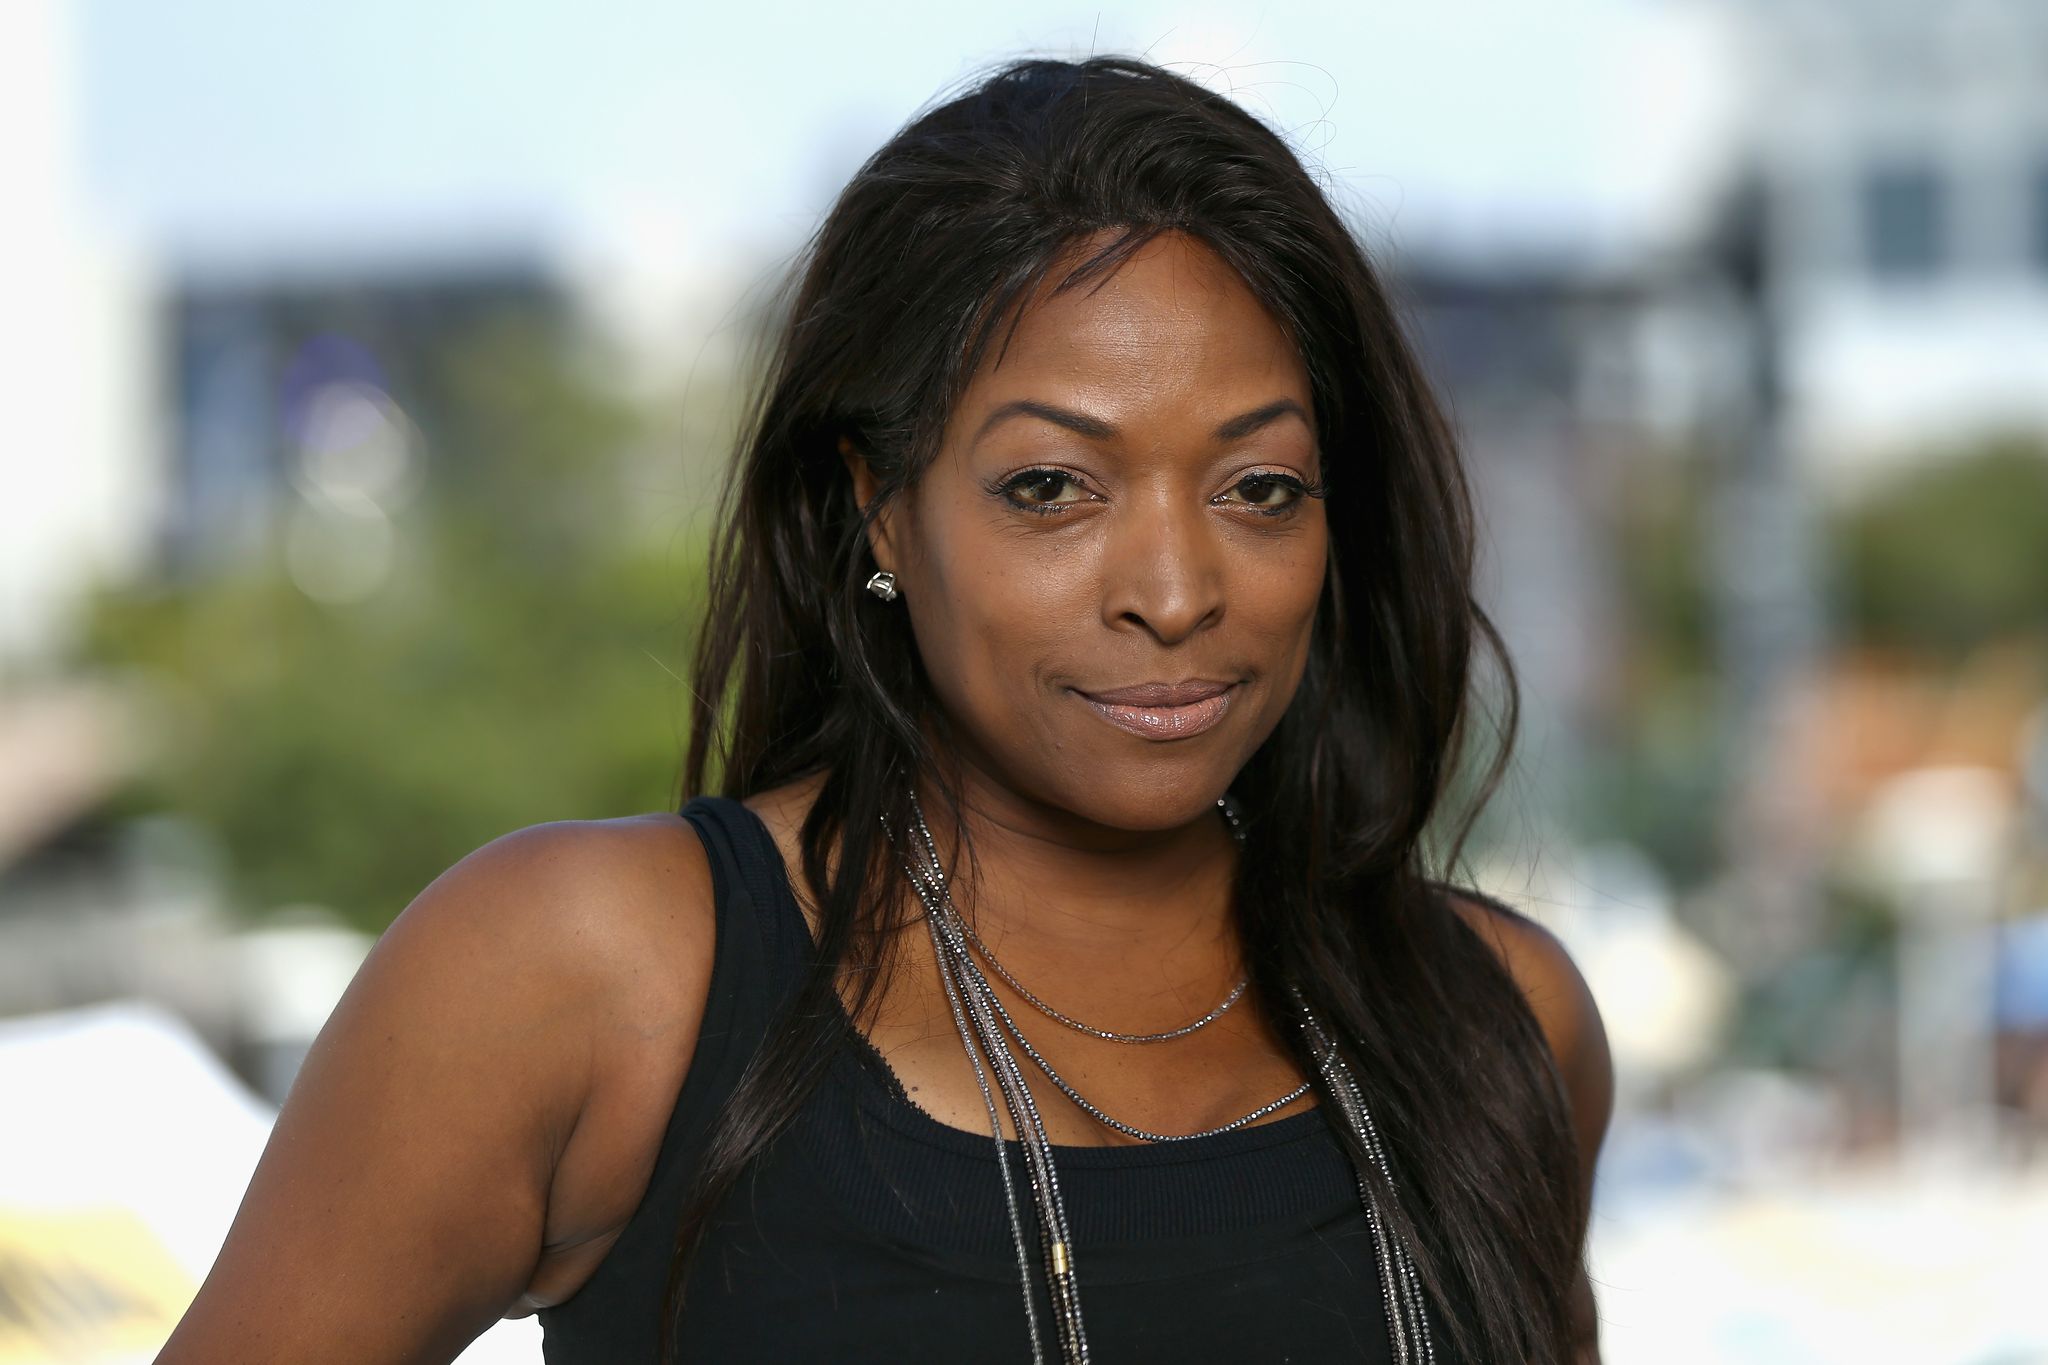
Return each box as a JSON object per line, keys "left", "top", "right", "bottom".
{"left": 5, "top": 1, "right": 2047, "bottom": 1361}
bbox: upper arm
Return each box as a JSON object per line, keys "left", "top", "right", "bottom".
{"left": 157, "top": 815, "right": 717, "bottom": 1365}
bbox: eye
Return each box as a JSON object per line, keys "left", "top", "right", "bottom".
{"left": 1217, "top": 472, "right": 1326, "bottom": 517}
{"left": 994, "top": 467, "right": 1094, "bottom": 515}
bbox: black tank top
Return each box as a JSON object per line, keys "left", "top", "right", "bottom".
{"left": 537, "top": 795, "right": 1404, "bottom": 1363}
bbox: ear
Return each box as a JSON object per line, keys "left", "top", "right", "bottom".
{"left": 838, "top": 433, "right": 901, "bottom": 569}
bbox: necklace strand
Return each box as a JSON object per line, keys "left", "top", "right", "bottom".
{"left": 882, "top": 788, "right": 1435, "bottom": 1365}
{"left": 930, "top": 907, "right": 1089, "bottom": 1359}
{"left": 929, "top": 901, "right": 1048, "bottom": 1360}
{"left": 911, "top": 832, "right": 1089, "bottom": 1360}
{"left": 904, "top": 795, "right": 1302, "bottom": 1142}
{"left": 894, "top": 795, "right": 1088, "bottom": 1361}
{"left": 931, "top": 896, "right": 1320, "bottom": 1143}
{"left": 1292, "top": 984, "right": 1436, "bottom": 1363}
{"left": 935, "top": 793, "right": 1250, "bottom": 1044}
{"left": 954, "top": 917, "right": 1250, "bottom": 1043}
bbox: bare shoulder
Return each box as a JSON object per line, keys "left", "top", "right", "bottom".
{"left": 1438, "top": 884, "right": 1614, "bottom": 1352}
{"left": 430, "top": 812, "right": 718, "bottom": 1004}
{"left": 1440, "top": 890, "right": 1602, "bottom": 1068}
{"left": 379, "top": 811, "right": 720, "bottom": 1100}
{"left": 1437, "top": 885, "right": 1615, "bottom": 1183}
{"left": 156, "top": 811, "right": 720, "bottom": 1363}
{"left": 439, "top": 814, "right": 721, "bottom": 1303}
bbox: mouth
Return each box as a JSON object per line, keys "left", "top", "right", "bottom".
{"left": 1070, "top": 680, "right": 1239, "bottom": 741}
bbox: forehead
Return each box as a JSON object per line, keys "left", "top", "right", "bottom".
{"left": 963, "top": 232, "right": 1310, "bottom": 418}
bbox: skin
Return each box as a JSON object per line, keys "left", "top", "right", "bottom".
{"left": 806, "top": 229, "right": 1335, "bottom": 1147}
{"left": 155, "top": 229, "right": 1611, "bottom": 1364}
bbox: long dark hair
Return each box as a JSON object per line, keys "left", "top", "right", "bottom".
{"left": 668, "top": 54, "right": 1585, "bottom": 1364}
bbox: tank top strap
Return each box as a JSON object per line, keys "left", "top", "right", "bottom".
{"left": 536, "top": 793, "right": 811, "bottom": 1363}
{"left": 680, "top": 793, "right": 813, "bottom": 990}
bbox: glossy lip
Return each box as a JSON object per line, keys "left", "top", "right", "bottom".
{"left": 1071, "top": 680, "right": 1239, "bottom": 741}
{"left": 1076, "top": 678, "right": 1235, "bottom": 707}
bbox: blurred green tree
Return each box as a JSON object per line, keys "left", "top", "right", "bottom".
{"left": 1833, "top": 432, "right": 2048, "bottom": 659}
{"left": 1588, "top": 444, "right": 1726, "bottom": 886}
{"left": 72, "top": 313, "right": 709, "bottom": 934}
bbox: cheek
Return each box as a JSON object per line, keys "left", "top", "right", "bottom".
{"left": 1248, "top": 526, "right": 1328, "bottom": 687}
{"left": 1270, "top": 529, "right": 1327, "bottom": 617}
{"left": 900, "top": 517, "right": 1077, "bottom": 720}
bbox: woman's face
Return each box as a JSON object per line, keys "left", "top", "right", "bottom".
{"left": 846, "top": 229, "right": 1327, "bottom": 840}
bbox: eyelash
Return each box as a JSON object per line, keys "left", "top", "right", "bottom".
{"left": 992, "top": 468, "right": 1328, "bottom": 518}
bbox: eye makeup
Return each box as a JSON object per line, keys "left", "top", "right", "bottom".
{"left": 987, "top": 467, "right": 1327, "bottom": 518}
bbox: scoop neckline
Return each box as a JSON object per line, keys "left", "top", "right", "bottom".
{"left": 719, "top": 794, "right": 1332, "bottom": 1164}
{"left": 829, "top": 1008, "right": 1330, "bottom": 1165}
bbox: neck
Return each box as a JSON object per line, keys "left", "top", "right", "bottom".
{"left": 902, "top": 747, "right": 1244, "bottom": 986}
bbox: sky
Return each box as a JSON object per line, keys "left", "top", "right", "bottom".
{"left": 7, "top": 0, "right": 1741, "bottom": 659}
{"left": 73, "top": 0, "right": 1739, "bottom": 278}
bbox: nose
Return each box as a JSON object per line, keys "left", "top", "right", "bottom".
{"left": 1098, "top": 488, "right": 1225, "bottom": 645}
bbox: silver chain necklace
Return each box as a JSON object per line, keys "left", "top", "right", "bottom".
{"left": 952, "top": 915, "right": 1249, "bottom": 1043}
{"left": 976, "top": 979, "right": 1319, "bottom": 1144}
{"left": 927, "top": 801, "right": 1315, "bottom": 1141}
{"left": 947, "top": 793, "right": 1249, "bottom": 1043}
{"left": 880, "top": 788, "right": 1438, "bottom": 1364}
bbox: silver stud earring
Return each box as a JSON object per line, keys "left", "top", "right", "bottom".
{"left": 864, "top": 570, "right": 899, "bottom": 602}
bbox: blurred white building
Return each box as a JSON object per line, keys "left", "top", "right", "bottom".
{"left": 0, "top": 0, "right": 155, "bottom": 668}
{"left": 1731, "top": 0, "right": 2048, "bottom": 489}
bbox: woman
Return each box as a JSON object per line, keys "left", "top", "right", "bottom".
{"left": 158, "top": 55, "right": 1611, "bottom": 1365}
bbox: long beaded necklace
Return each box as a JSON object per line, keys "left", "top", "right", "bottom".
{"left": 879, "top": 788, "right": 1438, "bottom": 1365}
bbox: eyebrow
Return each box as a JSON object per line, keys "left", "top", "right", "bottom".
{"left": 970, "top": 397, "right": 1311, "bottom": 447}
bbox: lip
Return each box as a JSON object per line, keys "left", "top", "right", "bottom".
{"left": 1077, "top": 679, "right": 1236, "bottom": 707}
{"left": 1072, "top": 680, "right": 1238, "bottom": 741}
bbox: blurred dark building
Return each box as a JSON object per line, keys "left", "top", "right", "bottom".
{"left": 1392, "top": 258, "right": 1732, "bottom": 851}
{"left": 161, "top": 257, "right": 568, "bottom": 576}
